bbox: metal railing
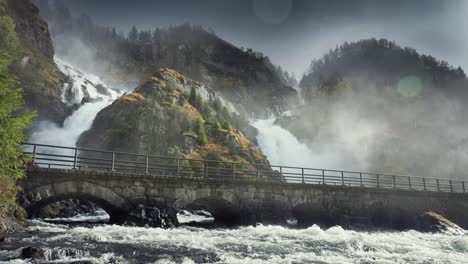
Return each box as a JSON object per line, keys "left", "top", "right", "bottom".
{"left": 21, "top": 143, "right": 467, "bottom": 194}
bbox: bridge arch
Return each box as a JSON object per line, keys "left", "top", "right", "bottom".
{"left": 22, "top": 180, "right": 133, "bottom": 222}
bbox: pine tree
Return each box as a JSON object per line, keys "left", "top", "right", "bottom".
{"left": 0, "top": 16, "right": 34, "bottom": 222}
{"left": 128, "top": 26, "right": 138, "bottom": 42}
{"left": 189, "top": 86, "right": 197, "bottom": 106}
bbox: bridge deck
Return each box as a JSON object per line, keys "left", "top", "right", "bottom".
{"left": 21, "top": 143, "right": 467, "bottom": 194}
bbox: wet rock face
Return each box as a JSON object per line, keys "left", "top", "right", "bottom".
{"left": 121, "top": 206, "right": 179, "bottom": 228}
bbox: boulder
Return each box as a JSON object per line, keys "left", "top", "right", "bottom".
{"left": 21, "top": 247, "right": 45, "bottom": 260}
{"left": 418, "top": 211, "right": 466, "bottom": 234}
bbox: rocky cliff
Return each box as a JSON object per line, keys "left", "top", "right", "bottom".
{"left": 78, "top": 68, "right": 269, "bottom": 165}
{"left": 1, "top": 0, "right": 70, "bottom": 125}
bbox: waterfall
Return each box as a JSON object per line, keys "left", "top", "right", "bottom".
{"left": 29, "top": 58, "right": 121, "bottom": 147}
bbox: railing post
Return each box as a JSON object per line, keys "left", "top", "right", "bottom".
{"left": 32, "top": 144, "right": 37, "bottom": 165}
{"left": 177, "top": 158, "right": 180, "bottom": 177}
{"left": 341, "top": 171, "right": 345, "bottom": 186}
{"left": 231, "top": 163, "right": 235, "bottom": 180}
{"left": 360, "top": 173, "right": 363, "bottom": 187}
{"left": 450, "top": 180, "right": 453, "bottom": 192}
{"left": 73, "top": 148, "right": 78, "bottom": 169}
{"left": 322, "top": 170, "right": 325, "bottom": 185}
{"left": 145, "top": 155, "right": 149, "bottom": 174}
{"left": 111, "top": 152, "right": 115, "bottom": 172}
{"left": 423, "top": 177, "right": 426, "bottom": 191}
{"left": 393, "top": 175, "right": 396, "bottom": 189}
{"left": 280, "top": 166, "right": 283, "bottom": 182}
{"left": 256, "top": 165, "right": 260, "bottom": 182}
{"left": 204, "top": 160, "right": 208, "bottom": 178}
{"left": 408, "top": 177, "right": 411, "bottom": 190}
{"left": 436, "top": 179, "right": 440, "bottom": 191}
{"left": 302, "top": 168, "right": 305, "bottom": 184}
{"left": 376, "top": 174, "right": 380, "bottom": 188}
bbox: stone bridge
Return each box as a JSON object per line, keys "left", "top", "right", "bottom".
{"left": 21, "top": 167, "right": 468, "bottom": 229}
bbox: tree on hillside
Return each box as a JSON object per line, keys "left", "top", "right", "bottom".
{"left": 128, "top": 26, "right": 138, "bottom": 42}
{"left": 0, "top": 16, "right": 34, "bottom": 222}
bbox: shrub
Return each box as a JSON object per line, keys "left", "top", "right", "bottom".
{"left": 0, "top": 16, "right": 34, "bottom": 223}
{"left": 194, "top": 117, "right": 207, "bottom": 145}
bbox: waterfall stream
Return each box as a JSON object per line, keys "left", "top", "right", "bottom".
{"left": 29, "top": 58, "right": 121, "bottom": 147}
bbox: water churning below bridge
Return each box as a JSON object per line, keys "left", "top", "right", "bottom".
{"left": 1, "top": 211, "right": 468, "bottom": 263}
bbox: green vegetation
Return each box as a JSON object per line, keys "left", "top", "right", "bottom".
{"left": 0, "top": 16, "right": 34, "bottom": 224}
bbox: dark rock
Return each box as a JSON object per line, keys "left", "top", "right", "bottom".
{"left": 121, "top": 206, "right": 178, "bottom": 228}
{"left": 0, "top": 226, "right": 5, "bottom": 243}
{"left": 36, "top": 199, "right": 98, "bottom": 219}
{"left": 21, "top": 247, "right": 45, "bottom": 260}
{"left": 95, "top": 84, "right": 111, "bottom": 96}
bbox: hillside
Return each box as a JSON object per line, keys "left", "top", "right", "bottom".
{"left": 281, "top": 39, "right": 468, "bottom": 178}
{"left": 0, "top": 0, "right": 71, "bottom": 125}
{"left": 300, "top": 38, "right": 468, "bottom": 100}
{"left": 34, "top": 1, "right": 298, "bottom": 117}
{"left": 78, "top": 68, "right": 269, "bottom": 166}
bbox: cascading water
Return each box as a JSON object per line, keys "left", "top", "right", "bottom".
{"left": 28, "top": 58, "right": 121, "bottom": 147}
{"left": 252, "top": 117, "right": 315, "bottom": 167}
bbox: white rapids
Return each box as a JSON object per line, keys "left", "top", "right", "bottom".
{"left": 1, "top": 218, "right": 467, "bottom": 263}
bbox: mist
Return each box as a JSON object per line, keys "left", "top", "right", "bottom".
{"left": 270, "top": 75, "right": 468, "bottom": 179}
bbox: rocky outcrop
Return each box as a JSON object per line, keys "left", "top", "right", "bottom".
{"left": 78, "top": 68, "right": 269, "bottom": 166}
{"left": 36, "top": 199, "right": 98, "bottom": 219}
{"left": 1, "top": 0, "right": 71, "bottom": 125}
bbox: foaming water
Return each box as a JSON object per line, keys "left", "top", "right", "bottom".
{"left": 41, "top": 209, "right": 110, "bottom": 223}
{"left": 177, "top": 210, "right": 214, "bottom": 224}
{"left": 1, "top": 220, "right": 467, "bottom": 263}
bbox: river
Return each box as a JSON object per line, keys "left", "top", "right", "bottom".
{"left": 1, "top": 211, "right": 468, "bottom": 263}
